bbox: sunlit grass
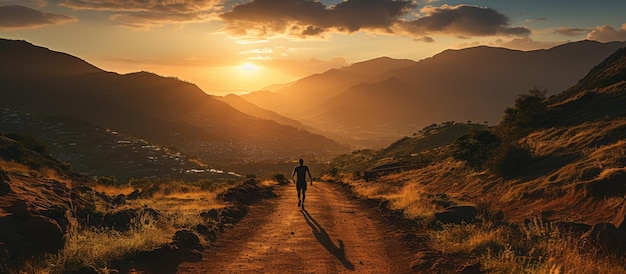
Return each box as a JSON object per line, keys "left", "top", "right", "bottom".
{"left": 45, "top": 214, "right": 170, "bottom": 272}
{"left": 28, "top": 179, "right": 233, "bottom": 272}
{"left": 429, "top": 219, "right": 626, "bottom": 274}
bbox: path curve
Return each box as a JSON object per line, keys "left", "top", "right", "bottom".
{"left": 177, "top": 181, "right": 415, "bottom": 273}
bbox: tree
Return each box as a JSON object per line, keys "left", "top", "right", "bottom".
{"left": 452, "top": 129, "right": 501, "bottom": 170}
{"left": 498, "top": 87, "right": 548, "bottom": 140}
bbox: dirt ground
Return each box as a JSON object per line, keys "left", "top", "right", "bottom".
{"left": 177, "top": 181, "right": 418, "bottom": 273}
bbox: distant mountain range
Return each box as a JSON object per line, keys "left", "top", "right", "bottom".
{"left": 238, "top": 40, "right": 626, "bottom": 147}
{"left": 0, "top": 39, "right": 348, "bottom": 165}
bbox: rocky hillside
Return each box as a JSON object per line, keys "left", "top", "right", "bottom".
{"left": 0, "top": 132, "right": 276, "bottom": 272}
{"left": 335, "top": 43, "right": 626, "bottom": 227}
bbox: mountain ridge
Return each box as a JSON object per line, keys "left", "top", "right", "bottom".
{"left": 0, "top": 39, "right": 348, "bottom": 164}
{"left": 239, "top": 40, "right": 626, "bottom": 148}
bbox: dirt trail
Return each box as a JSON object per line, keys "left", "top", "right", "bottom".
{"left": 178, "top": 181, "right": 416, "bottom": 273}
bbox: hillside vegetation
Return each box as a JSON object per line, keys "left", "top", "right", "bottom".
{"left": 0, "top": 132, "right": 275, "bottom": 273}
{"left": 331, "top": 46, "right": 626, "bottom": 272}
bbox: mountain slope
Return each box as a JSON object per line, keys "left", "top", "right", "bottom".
{"left": 334, "top": 41, "right": 626, "bottom": 227}
{"left": 548, "top": 46, "right": 626, "bottom": 125}
{"left": 0, "top": 39, "right": 347, "bottom": 163}
{"left": 310, "top": 40, "right": 626, "bottom": 147}
{"left": 241, "top": 57, "right": 416, "bottom": 115}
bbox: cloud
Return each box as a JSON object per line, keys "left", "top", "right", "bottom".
{"left": 524, "top": 17, "right": 547, "bottom": 23}
{"left": 414, "top": 36, "right": 435, "bottom": 43}
{"left": 0, "top": 4, "right": 76, "bottom": 30}
{"left": 59, "top": 0, "right": 221, "bottom": 29}
{"left": 219, "top": 0, "right": 416, "bottom": 38}
{"left": 400, "top": 5, "right": 531, "bottom": 38}
{"left": 491, "top": 37, "right": 567, "bottom": 51}
{"left": 586, "top": 24, "right": 626, "bottom": 42}
{"left": 555, "top": 27, "right": 589, "bottom": 37}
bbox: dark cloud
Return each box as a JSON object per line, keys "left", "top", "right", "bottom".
{"left": 400, "top": 5, "right": 531, "bottom": 37}
{"left": 415, "top": 36, "right": 435, "bottom": 43}
{"left": 220, "top": 0, "right": 416, "bottom": 37}
{"left": 586, "top": 24, "right": 626, "bottom": 42}
{"left": 59, "top": 0, "right": 220, "bottom": 28}
{"left": 0, "top": 5, "right": 76, "bottom": 30}
{"left": 555, "top": 27, "right": 589, "bottom": 37}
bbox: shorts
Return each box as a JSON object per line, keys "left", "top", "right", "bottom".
{"left": 296, "top": 181, "right": 307, "bottom": 192}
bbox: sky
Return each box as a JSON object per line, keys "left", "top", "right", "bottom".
{"left": 1, "top": 0, "right": 626, "bottom": 96}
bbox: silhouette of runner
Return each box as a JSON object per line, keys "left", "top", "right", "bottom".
{"left": 292, "top": 158, "right": 312, "bottom": 210}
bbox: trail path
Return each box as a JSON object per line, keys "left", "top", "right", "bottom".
{"left": 177, "top": 181, "right": 416, "bottom": 273}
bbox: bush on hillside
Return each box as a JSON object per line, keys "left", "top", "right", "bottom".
{"left": 452, "top": 129, "right": 501, "bottom": 170}
{"left": 272, "top": 173, "right": 289, "bottom": 185}
{"left": 486, "top": 142, "right": 534, "bottom": 178}
{"left": 498, "top": 87, "right": 548, "bottom": 140}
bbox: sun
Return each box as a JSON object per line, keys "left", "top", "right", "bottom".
{"left": 238, "top": 62, "right": 259, "bottom": 73}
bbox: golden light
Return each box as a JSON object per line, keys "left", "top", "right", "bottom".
{"left": 238, "top": 62, "right": 259, "bottom": 73}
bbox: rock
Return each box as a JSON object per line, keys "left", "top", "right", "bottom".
{"left": 76, "top": 265, "right": 100, "bottom": 274}
{"left": 127, "top": 189, "right": 141, "bottom": 200}
{"left": 111, "top": 194, "right": 126, "bottom": 206}
{"left": 434, "top": 206, "right": 478, "bottom": 225}
{"left": 554, "top": 222, "right": 591, "bottom": 236}
{"left": 19, "top": 215, "right": 64, "bottom": 253}
{"left": 103, "top": 209, "right": 138, "bottom": 231}
{"left": 193, "top": 224, "right": 217, "bottom": 242}
{"left": 173, "top": 230, "right": 200, "bottom": 249}
{"left": 139, "top": 208, "right": 160, "bottom": 222}
{"left": 200, "top": 209, "right": 219, "bottom": 220}
{"left": 582, "top": 223, "right": 626, "bottom": 256}
{"left": 9, "top": 200, "right": 33, "bottom": 219}
{"left": 217, "top": 179, "right": 275, "bottom": 205}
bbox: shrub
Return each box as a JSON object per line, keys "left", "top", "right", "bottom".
{"left": 486, "top": 142, "right": 533, "bottom": 178}
{"left": 452, "top": 129, "right": 501, "bottom": 170}
{"left": 272, "top": 173, "right": 289, "bottom": 185}
{"left": 498, "top": 87, "right": 548, "bottom": 140}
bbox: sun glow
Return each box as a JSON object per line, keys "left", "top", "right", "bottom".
{"left": 238, "top": 62, "right": 259, "bottom": 73}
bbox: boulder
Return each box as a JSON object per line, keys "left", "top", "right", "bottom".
{"left": 111, "top": 194, "right": 126, "bottom": 206}
{"left": 582, "top": 223, "right": 626, "bottom": 256}
{"left": 434, "top": 206, "right": 478, "bottom": 225}
{"left": 9, "top": 200, "right": 33, "bottom": 219}
{"left": 19, "top": 215, "right": 64, "bottom": 253}
{"left": 103, "top": 209, "right": 138, "bottom": 231}
{"left": 127, "top": 189, "right": 141, "bottom": 200}
{"left": 200, "top": 209, "right": 219, "bottom": 220}
{"left": 173, "top": 230, "right": 201, "bottom": 250}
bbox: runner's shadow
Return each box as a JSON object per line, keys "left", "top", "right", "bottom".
{"left": 301, "top": 210, "right": 355, "bottom": 270}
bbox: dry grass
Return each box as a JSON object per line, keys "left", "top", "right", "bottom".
{"left": 34, "top": 180, "right": 229, "bottom": 272}
{"left": 45, "top": 214, "right": 170, "bottom": 272}
{"left": 427, "top": 219, "right": 626, "bottom": 273}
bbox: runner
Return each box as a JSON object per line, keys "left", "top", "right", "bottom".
{"left": 292, "top": 158, "right": 312, "bottom": 210}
